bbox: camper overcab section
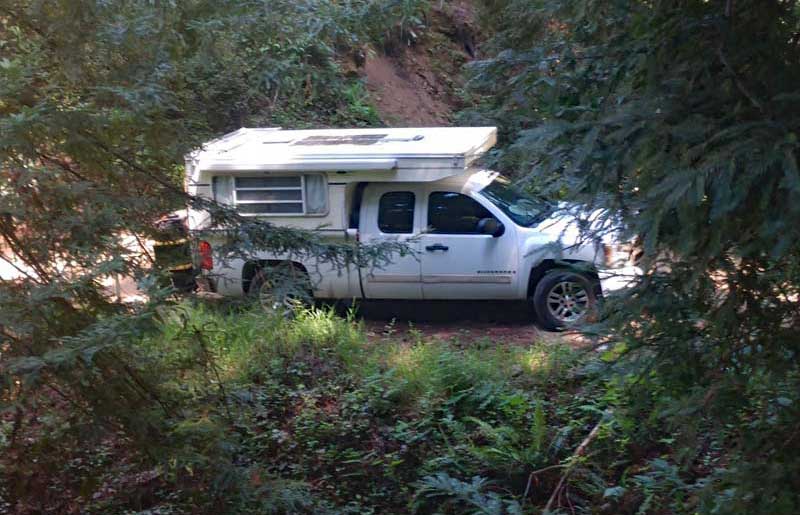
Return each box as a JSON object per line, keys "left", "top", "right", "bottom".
{"left": 185, "top": 127, "right": 639, "bottom": 329}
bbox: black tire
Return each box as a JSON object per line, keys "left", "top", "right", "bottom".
{"left": 532, "top": 270, "right": 598, "bottom": 331}
{"left": 248, "top": 265, "right": 312, "bottom": 316}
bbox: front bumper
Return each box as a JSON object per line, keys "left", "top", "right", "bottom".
{"left": 598, "top": 265, "right": 642, "bottom": 294}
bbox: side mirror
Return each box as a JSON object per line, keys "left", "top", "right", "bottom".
{"left": 477, "top": 217, "right": 505, "bottom": 237}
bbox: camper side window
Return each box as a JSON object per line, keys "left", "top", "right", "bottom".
{"left": 219, "top": 175, "right": 328, "bottom": 216}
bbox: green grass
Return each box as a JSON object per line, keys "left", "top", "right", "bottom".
{"left": 149, "top": 299, "right": 578, "bottom": 393}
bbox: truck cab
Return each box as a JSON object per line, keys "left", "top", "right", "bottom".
{"left": 360, "top": 171, "right": 538, "bottom": 301}
{"left": 185, "top": 127, "right": 639, "bottom": 330}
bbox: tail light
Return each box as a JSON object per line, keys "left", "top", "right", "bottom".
{"left": 198, "top": 240, "right": 213, "bottom": 270}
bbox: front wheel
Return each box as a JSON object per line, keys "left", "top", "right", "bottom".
{"left": 532, "top": 270, "right": 598, "bottom": 331}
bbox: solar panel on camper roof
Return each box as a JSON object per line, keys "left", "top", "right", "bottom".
{"left": 292, "top": 134, "right": 388, "bottom": 146}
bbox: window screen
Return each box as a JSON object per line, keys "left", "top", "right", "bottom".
{"left": 378, "top": 192, "right": 415, "bottom": 233}
{"left": 427, "top": 192, "right": 495, "bottom": 234}
{"left": 222, "top": 175, "right": 327, "bottom": 216}
{"left": 234, "top": 176, "right": 303, "bottom": 215}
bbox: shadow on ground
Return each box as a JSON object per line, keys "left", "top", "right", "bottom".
{"left": 350, "top": 300, "right": 534, "bottom": 324}
{"left": 332, "top": 300, "right": 569, "bottom": 347}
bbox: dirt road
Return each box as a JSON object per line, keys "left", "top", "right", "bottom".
{"left": 354, "top": 300, "right": 588, "bottom": 348}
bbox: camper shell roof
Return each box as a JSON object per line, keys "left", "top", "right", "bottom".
{"left": 188, "top": 127, "right": 497, "bottom": 174}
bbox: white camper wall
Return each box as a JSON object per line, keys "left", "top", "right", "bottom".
{"left": 184, "top": 159, "right": 212, "bottom": 231}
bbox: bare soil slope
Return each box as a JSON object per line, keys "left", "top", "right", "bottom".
{"left": 360, "top": 0, "right": 479, "bottom": 126}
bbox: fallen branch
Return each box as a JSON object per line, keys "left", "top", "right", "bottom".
{"left": 521, "top": 463, "right": 566, "bottom": 507}
{"left": 544, "top": 411, "right": 611, "bottom": 513}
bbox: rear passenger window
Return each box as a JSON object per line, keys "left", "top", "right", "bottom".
{"left": 378, "top": 192, "right": 415, "bottom": 233}
{"left": 428, "top": 192, "right": 495, "bottom": 234}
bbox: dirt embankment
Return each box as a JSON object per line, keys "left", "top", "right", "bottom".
{"left": 357, "top": 0, "right": 480, "bottom": 126}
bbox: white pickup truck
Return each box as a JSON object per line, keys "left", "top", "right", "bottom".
{"left": 185, "top": 127, "right": 639, "bottom": 329}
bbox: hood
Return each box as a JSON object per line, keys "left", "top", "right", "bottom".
{"left": 533, "top": 203, "right": 625, "bottom": 244}
{"left": 518, "top": 204, "right": 626, "bottom": 266}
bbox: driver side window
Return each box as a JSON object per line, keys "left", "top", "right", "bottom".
{"left": 427, "top": 192, "right": 495, "bottom": 234}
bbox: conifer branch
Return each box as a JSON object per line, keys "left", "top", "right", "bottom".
{"left": 716, "top": 44, "right": 765, "bottom": 115}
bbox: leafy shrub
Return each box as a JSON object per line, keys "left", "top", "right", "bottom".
{"left": 413, "top": 472, "right": 522, "bottom": 514}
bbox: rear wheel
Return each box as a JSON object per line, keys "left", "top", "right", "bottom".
{"left": 532, "top": 270, "right": 597, "bottom": 331}
{"left": 248, "top": 265, "right": 312, "bottom": 316}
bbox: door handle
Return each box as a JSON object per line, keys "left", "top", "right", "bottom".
{"left": 425, "top": 243, "right": 449, "bottom": 252}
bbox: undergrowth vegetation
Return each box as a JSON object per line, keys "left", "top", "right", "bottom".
{"left": 2, "top": 300, "right": 669, "bottom": 513}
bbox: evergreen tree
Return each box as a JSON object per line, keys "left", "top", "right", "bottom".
{"left": 467, "top": 0, "right": 800, "bottom": 511}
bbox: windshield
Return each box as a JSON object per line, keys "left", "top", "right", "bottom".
{"left": 478, "top": 176, "right": 552, "bottom": 227}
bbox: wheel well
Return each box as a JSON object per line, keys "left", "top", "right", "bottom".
{"left": 527, "top": 259, "right": 600, "bottom": 298}
{"left": 242, "top": 260, "right": 309, "bottom": 294}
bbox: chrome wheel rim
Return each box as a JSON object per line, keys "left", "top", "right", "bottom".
{"left": 546, "top": 280, "right": 590, "bottom": 323}
{"left": 258, "top": 280, "right": 291, "bottom": 313}
{"left": 258, "top": 278, "right": 307, "bottom": 315}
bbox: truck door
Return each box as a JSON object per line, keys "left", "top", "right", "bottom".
{"left": 419, "top": 190, "right": 519, "bottom": 299}
{"left": 358, "top": 184, "right": 422, "bottom": 299}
